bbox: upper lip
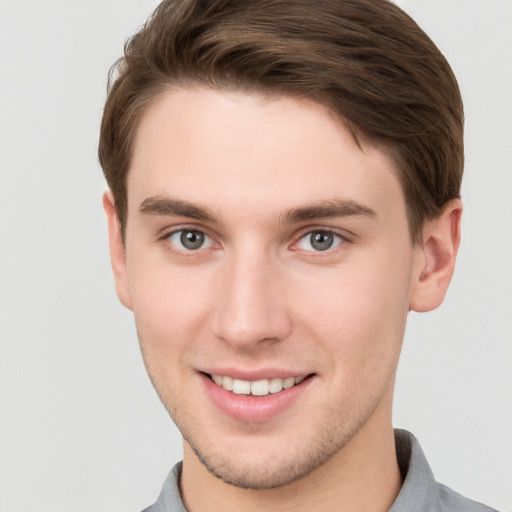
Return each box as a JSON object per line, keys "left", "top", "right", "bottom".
{"left": 200, "top": 368, "right": 311, "bottom": 381}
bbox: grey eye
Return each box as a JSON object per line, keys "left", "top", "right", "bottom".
{"left": 297, "top": 230, "right": 343, "bottom": 252}
{"left": 310, "top": 231, "right": 334, "bottom": 251}
{"left": 168, "top": 230, "right": 213, "bottom": 251}
{"left": 181, "top": 230, "right": 204, "bottom": 250}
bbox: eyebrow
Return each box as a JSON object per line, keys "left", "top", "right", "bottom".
{"left": 139, "top": 196, "right": 219, "bottom": 222}
{"left": 281, "top": 199, "right": 378, "bottom": 224}
{"left": 138, "top": 195, "right": 377, "bottom": 224}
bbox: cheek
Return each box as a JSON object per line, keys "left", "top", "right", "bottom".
{"left": 127, "top": 259, "right": 214, "bottom": 357}
{"left": 127, "top": 262, "right": 217, "bottom": 412}
{"left": 297, "top": 251, "right": 412, "bottom": 377}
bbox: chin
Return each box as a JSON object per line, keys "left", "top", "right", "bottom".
{"left": 180, "top": 415, "right": 361, "bottom": 490}
{"left": 187, "top": 438, "right": 331, "bottom": 489}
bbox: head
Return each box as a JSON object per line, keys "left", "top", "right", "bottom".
{"left": 99, "top": 0, "right": 463, "bottom": 492}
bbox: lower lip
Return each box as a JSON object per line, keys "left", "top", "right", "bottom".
{"left": 202, "top": 374, "right": 314, "bottom": 424}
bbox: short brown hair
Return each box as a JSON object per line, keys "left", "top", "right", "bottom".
{"left": 98, "top": 0, "right": 464, "bottom": 243}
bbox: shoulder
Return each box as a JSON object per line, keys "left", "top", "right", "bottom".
{"left": 437, "top": 483, "right": 499, "bottom": 512}
{"left": 392, "top": 430, "right": 499, "bottom": 512}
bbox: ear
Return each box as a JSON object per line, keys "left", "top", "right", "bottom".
{"left": 409, "top": 199, "right": 462, "bottom": 312}
{"left": 103, "top": 191, "right": 133, "bottom": 310}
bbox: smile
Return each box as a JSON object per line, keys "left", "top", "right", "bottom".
{"left": 203, "top": 371, "right": 315, "bottom": 423}
{"left": 210, "top": 374, "right": 306, "bottom": 396}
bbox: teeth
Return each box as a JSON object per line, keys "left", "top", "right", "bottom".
{"left": 269, "top": 377, "right": 284, "bottom": 393}
{"left": 211, "top": 374, "right": 307, "bottom": 396}
{"left": 283, "top": 377, "right": 295, "bottom": 389}
{"left": 250, "top": 379, "right": 269, "bottom": 396}
{"left": 232, "top": 379, "right": 251, "bottom": 395}
{"left": 222, "top": 376, "right": 234, "bottom": 391}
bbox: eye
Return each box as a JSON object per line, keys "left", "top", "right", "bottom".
{"left": 296, "top": 230, "right": 344, "bottom": 252}
{"left": 167, "top": 229, "right": 214, "bottom": 251}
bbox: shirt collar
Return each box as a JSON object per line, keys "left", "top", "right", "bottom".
{"left": 389, "top": 429, "right": 439, "bottom": 512}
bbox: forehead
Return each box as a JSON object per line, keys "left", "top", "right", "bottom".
{"left": 127, "top": 87, "right": 405, "bottom": 225}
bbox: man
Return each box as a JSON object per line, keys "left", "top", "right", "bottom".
{"left": 98, "top": 1, "right": 497, "bottom": 511}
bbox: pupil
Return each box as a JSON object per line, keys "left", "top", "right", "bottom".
{"left": 180, "top": 230, "right": 204, "bottom": 250}
{"left": 311, "top": 231, "right": 333, "bottom": 251}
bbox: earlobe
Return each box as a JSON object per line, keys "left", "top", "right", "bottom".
{"left": 103, "top": 191, "right": 133, "bottom": 310}
{"left": 409, "top": 199, "right": 462, "bottom": 312}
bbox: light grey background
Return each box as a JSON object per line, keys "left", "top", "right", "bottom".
{"left": 0, "top": 1, "right": 510, "bottom": 511}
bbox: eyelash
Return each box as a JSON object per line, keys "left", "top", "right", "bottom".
{"left": 159, "top": 226, "right": 351, "bottom": 257}
{"left": 292, "top": 229, "right": 348, "bottom": 254}
{"left": 160, "top": 226, "right": 218, "bottom": 256}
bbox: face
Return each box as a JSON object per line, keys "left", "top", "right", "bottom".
{"left": 110, "top": 87, "right": 425, "bottom": 489}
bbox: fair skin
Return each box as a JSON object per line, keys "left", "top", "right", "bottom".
{"left": 104, "top": 87, "right": 461, "bottom": 512}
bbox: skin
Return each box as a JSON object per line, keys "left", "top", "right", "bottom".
{"left": 104, "top": 87, "right": 461, "bottom": 512}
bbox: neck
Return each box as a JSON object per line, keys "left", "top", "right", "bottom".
{"left": 180, "top": 398, "right": 402, "bottom": 512}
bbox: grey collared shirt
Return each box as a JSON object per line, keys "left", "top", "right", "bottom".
{"left": 142, "top": 430, "right": 497, "bottom": 512}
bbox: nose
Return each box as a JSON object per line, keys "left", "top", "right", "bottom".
{"left": 212, "top": 249, "right": 292, "bottom": 350}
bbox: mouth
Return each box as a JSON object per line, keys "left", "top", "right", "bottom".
{"left": 202, "top": 371, "right": 315, "bottom": 423}
{"left": 208, "top": 373, "right": 311, "bottom": 396}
